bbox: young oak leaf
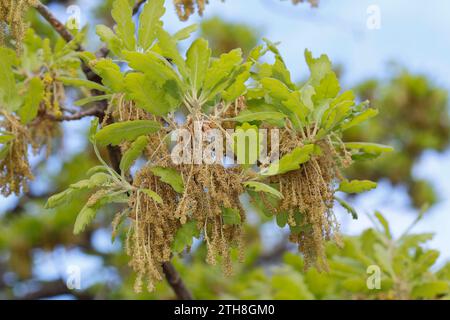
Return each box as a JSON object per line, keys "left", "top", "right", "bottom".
{"left": 150, "top": 166, "right": 184, "bottom": 193}
{"left": 243, "top": 181, "right": 283, "bottom": 199}
{"left": 172, "top": 220, "right": 200, "bottom": 253}
{"left": 260, "top": 144, "right": 317, "bottom": 176}
{"left": 137, "top": 0, "right": 165, "bottom": 51}
{"left": 338, "top": 179, "right": 377, "bottom": 194}
{"left": 94, "top": 120, "right": 160, "bottom": 146}
{"left": 222, "top": 207, "right": 241, "bottom": 225}
{"left": 119, "top": 136, "right": 149, "bottom": 173}
{"left": 186, "top": 38, "right": 211, "bottom": 95}
{"left": 111, "top": 0, "right": 136, "bottom": 50}
{"left": 140, "top": 189, "right": 163, "bottom": 204}
{"left": 18, "top": 77, "right": 44, "bottom": 124}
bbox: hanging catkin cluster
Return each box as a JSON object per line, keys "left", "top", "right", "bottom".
{"left": 120, "top": 101, "right": 248, "bottom": 290}
{"left": 291, "top": 0, "right": 319, "bottom": 7}
{"left": 172, "top": 0, "right": 318, "bottom": 21}
{"left": 252, "top": 122, "right": 352, "bottom": 271}
{"left": 0, "top": 0, "right": 38, "bottom": 51}
{"left": 127, "top": 166, "right": 182, "bottom": 292}
{"left": 0, "top": 112, "right": 33, "bottom": 196}
{"left": 173, "top": 0, "right": 208, "bottom": 21}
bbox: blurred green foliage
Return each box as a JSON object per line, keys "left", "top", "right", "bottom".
{"left": 200, "top": 17, "right": 259, "bottom": 57}
{"left": 345, "top": 71, "right": 450, "bottom": 208}
{"left": 140, "top": 212, "right": 450, "bottom": 300}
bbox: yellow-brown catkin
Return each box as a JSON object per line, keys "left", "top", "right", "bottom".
{"left": 178, "top": 163, "right": 245, "bottom": 275}
{"left": 272, "top": 137, "right": 343, "bottom": 271}
{"left": 291, "top": 0, "right": 319, "bottom": 7}
{"left": 0, "top": 0, "right": 38, "bottom": 52}
{"left": 173, "top": 0, "right": 208, "bottom": 21}
{"left": 126, "top": 113, "right": 247, "bottom": 290}
{"left": 127, "top": 166, "right": 181, "bottom": 292}
{"left": 42, "top": 72, "right": 65, "bottom": 118}
{"left": 29, "top": 117, "right": 60, "bottom": 157}
{"left": 0, "top": 112, "right": 33, "bottom": 196}
{"left": 113, "top": 96, "right": 153, "bottom": 156}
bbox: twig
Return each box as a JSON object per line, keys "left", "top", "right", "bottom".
{"left": 33, "top": 0, "right": 194, "bottom": 301}
{"left": 42, "top": 105, "right": 104, "bottom": 121}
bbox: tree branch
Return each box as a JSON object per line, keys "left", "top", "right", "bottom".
{"left": 35, "top": 2, "right": 74, "bottom": 43}
{"left": 162, "top": 262, "right": 193, "bottom": 300}
{"left": 19, "top": 280, "right": 94, "bottom": 300}
{"left": 42, "top": 105, "right": 105, "bottom": 121}
{"left": 33, "top": 0, "right": 194, "bottom": 301}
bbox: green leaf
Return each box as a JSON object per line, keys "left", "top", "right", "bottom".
{"left": 173, "top": 24, "right": 198, "bottom": 41}
{"left": 223, "top": 62, "right": 252, "bottom": 102}
{"left": 321, "top": 94, "right": 355, "bottom": 131}
{"left": 18, "top": 77, "right": 44, "bottom": 124}
{"left": 156, "top": 27, "right": 188, "bottom": 77}
{"left": 45, "top": 188, "right": 75, "bottom": 209}
{"left": 86, "top": 165, "right": 110, "bottom": 177}
{"left": 300, "top": 84, "right": 315, "bottom": 110}
{"left": 281, "top": 91, "right": 310, "bottom": 126}
{"left": 57, "top": 77, "right": 110, "bottom": 93}
{"left": 172, "top": 220, "right": 199, "bottom": 253}
{"left": 243, "top": 181, "right": 283, "bottom": 199}
{"left": 338, "top": 179, "right": 377, "bottom": 194}
{"left": 150, "top": 166, "right": 184, "bottom": 193}
{"left": 69, "top": 172, "right": 111, "bottom": 190}
{"left": 74, "top": 191, "right": 129, "bottom": 234}
{"left": 373, "top": 243, "right": 395, "bottom": 276}
{"left": 111, "top": 0, "right": 136, "bottom": 50}
{"left": 203, "top": 48, "right": 243, "bottom": 100}
{"left": 289, "top": 211, "right": 311, "bottom": 234}
{"left": 125, "top": 73, "right": 181, "bottom": 116}
{"left": 271, "top": 56, "right": 295, "bottom": 90}
{"left": 231, "top": 122, "right": 261, "bottom": 166}
{"left": 261, "top": 77, "right": 291, "bottom": 101}
{"left": 374, "top": 211, "right": 392, "bottom": 239}
{"left": 0, "top": 133, "right": 14, "bottom": 144}
{"left": 341, "top": 108, "right": 378, "bottom": 131}
{"left": 247, "top": 189, "right": 279, "bottom": 218}
{"left": 94, "top": 120, "right": 160, "bottom": 146}
{"left": 344, "top": 142, "right": 394, "bottom": 160}
{"left": 186, "top": 38, "right": 211, "bottom": 95}
{"left": 119, "top": 136, "right": 149, "bottom": 173}
{"left": 229, "top": 110, "right": 286, "bottom": 123}
{"left": 314, "top": 71, "right": 340, "bottom": 101}
{"left": 276, "top": 212, "right": 288, "bottom": 228}
{"left": 91, "top": 58, "right": 125, "bottom": 92}
{"left": 0, "top": 145, "right": 9, "bottom": 161}
{"left": 74, "top": 205, "right": 97, "bottom": 234}
{"left": 140, "top": 188, "right": 163, "bottom": 204}
{"left": 0, "top": 47, "right": 21, "bottom": 111}
{"left": 95, "top": 25, "right": 123, "bottom": 57}
{"left": 74, "top": 94, "right": 112, "bottom": 107}
{"left": 123, "top": 51, "right": 181, "bottom": 87}
{"left": 304, "top": 49, "right": 333, "bottom": 86}
{"left": 412, "top": 281, "right": 449, "bottom": 299}
{"left": 335, "top": 196, "right": 358, "bottom": 219}
{"left": 261, "top": 144, "right": 316, "bottom": 176}
{"left": 137, "top": 0, "right": 165, "bottom": 51}
{"left": 89, "top": 118, "right": 99, "bottom": 143}
{"left": 222, "top": 207, "right": 242, "bottom": 225}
